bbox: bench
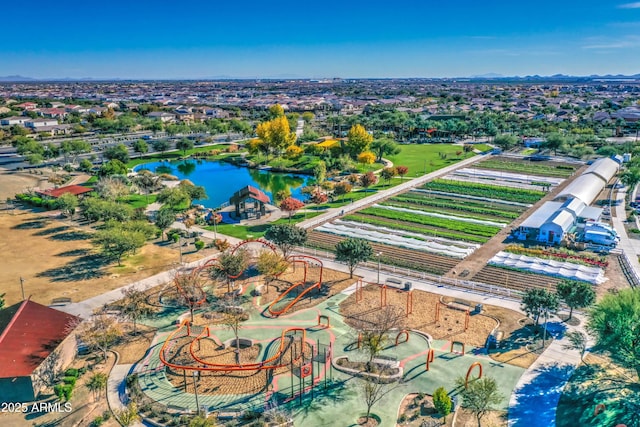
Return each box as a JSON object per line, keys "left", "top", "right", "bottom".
{"left": 50, "top": 297, "right": 72, "bottom": 306}
{"left": 447, "top": 299, "right": 472, "bottom": 312}
{"left": 385, "top": 278, "right": 413, "bottom": 291}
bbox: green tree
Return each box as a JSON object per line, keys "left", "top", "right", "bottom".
{"left": 155, "top": 209, "right": 176, "bottom": 240}
{"left": 98, "top": 159, "right": 128, "bottom": 176}
{"left": 557, "top": 280, "right": 596, "bottom": 320}
{"left": 335, "top": 237, "right": 373, "bottom": 278}
{"left": 543, "top": 132, "right": 566, "bottom": 155}
{"left": 264, "top": 224, "right": 307, "bottom": 258}
{"left": 176, "top": 137, "right": 194, "bottom": 155}
{"left": 0, "top": 293, "right": 5, "bottom": 309}
{"left": 371, "top": 138, "right": 400, "bottom": 162}
{"left": 132, "top": 139, "right": 148, "bottom": 155}
{"left": 380, "top": 167, "right": 397, "bottom": 186}
{"left": 55, "top": 193, "right": 78, "bottom": 217}
{"left": 313, "top": 161, "right": 327, "bottom": 187}
{"left": 346, "top": 124, "right": 373, "bottom": 157}
{"left": 178, "top": 180, "right": 207, "bottom": 202}
{"left": 493, "top": 134, "right": 518, "bottom": 151}
{"left": 455, "top": 376, "right": 504, "bottom": 427}
{"left": 334, "top": 181, "right": 352, "bottom": 201}
{"left": 211, "top": 249, "right": 250, "bottom": 293}
{"left": 93, "top": 227, "right": 146, "bottom": 266}
{"left": 157, "top": 186, "right": 190, "bottom": 209}
{"left": 79, "top": 158, "right": 93, "bottom": 172}
{"left": 302, "top": 111, "right": 314, "bottom": 123}
{"left": 433, "top": 386, "right": 452, "bottom": 420}
{"left": 152, "top": 139, "right": 171, "bottom": 156}
{"left": 189, "top": 415, "right": 216, "bottom": 427}
{"left": 521, "top": 288, "right": 559, "bottom": 328}
{"left": 86, "top": 372, "right": 108, "bottom": 402}
{"left": 60, "top": 139, "right": 91, "bottom": 164}
{"left": 255, "top": 251, "right": 289, "bottom": 293}
{"left": 587, "top": 289, "right": 640, "bottom": 379}
{"left": 103, "top": 143, "right": 129, "bottom": 163}
{"left": 621, "top": 167, "right": 640, "bottom": 190}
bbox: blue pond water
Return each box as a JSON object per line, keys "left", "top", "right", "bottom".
{"left": 134, "top": 159, "right": 312, "bottom": 208}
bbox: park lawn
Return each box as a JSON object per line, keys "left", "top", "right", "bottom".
{"left": 122, "top": 194, "right": 158, "bottom": 209}
{"left": 321, "top": 177, "right": 404, "bottom": 209}
{"left": 473, "top": 143, "right": 493, "bottom": 152}
{"left": 387, "top": 143, "right": 475, "bottom": 177}
{"left": 127, "top": 144, "right": 243, "bottom": 168}
{"left": 205, "top": 212, "right": 321, "bottom": 240}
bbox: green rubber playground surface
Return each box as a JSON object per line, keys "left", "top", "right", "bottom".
{"left": 134, "top": 290, "right": 525, "bottom": 427}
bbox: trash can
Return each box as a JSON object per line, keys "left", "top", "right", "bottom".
{"left": 404, "top": 281, "right": 413, "bottom": 291}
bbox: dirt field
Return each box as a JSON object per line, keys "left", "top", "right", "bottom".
{"left": 340, "top": 286, "right": 504, "bottom": 348}
{"left": 0, "top": 168, "right": 52, "bottom": 201}
{"left": 0, "top": 210, "right": 209, "bottom": 307}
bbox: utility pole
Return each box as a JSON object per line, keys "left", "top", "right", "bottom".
{"left": 19, "top": 277, "right": 25, "bottom": 300}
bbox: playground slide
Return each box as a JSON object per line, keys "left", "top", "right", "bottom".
{"left": 266, "top": 254, "right": 324, "bottom": 317}
{"left": 267, "top": 279, "right": 321, "bottom": 317}
{"left": 159, "top": 319, "right": 307, "bottom": 372}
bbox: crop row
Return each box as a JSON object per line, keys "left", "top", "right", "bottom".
{"left": 359, "top": 207, "right": 501, "bottom": 238}
{"left": 388, "top": 195, "right": 522, "bottom": 219}
{"left": 475, "top": 159, "right": 576, "bottom": 178}
{"left": 423, "top": 179, "right": 546, "bottom": 204}
{"left": 345, "top": 214, "right": 490, "bottom": 243}
{"left": 307, "top": 231, "right": 460, "bottom": 274}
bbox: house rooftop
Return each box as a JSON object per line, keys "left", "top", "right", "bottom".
{"left": 0, "top": 300, "right": 80, "bottom": 377}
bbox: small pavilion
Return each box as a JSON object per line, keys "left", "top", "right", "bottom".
{"left": 229, "top": 185, "right": 271, "bottom": 220}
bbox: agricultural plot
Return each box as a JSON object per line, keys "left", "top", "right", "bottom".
{"left": 474, "top": 157, "right": 578, "bottom": 178}
{"left": 308, "top": 178, "right": 544, "bottom": 274}
{"left": 444, "top": 167, "right": 565, "bottom": 191}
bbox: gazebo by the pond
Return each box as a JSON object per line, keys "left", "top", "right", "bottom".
{"left": 229, "top": 185, "right": 271, "bottom": 220}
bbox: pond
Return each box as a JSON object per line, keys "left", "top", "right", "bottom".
{"left": 134, "top": 159, "right": 312, "bottom": 208}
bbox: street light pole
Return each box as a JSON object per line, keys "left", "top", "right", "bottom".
{"left": 376, "top": 252, "right": 382, "bottom": 284}
{"left": 19, "top": 277, "right": 25, "bottom": 300}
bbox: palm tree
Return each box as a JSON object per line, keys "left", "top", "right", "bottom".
{"left": 86, "top": 372, "right": 108, "bottom": 401}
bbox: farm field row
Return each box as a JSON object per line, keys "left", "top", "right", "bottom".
{"left": 444, "top": 167, "right": 565, "bottom": 191}
{"left": 422, "top": 179, "right": 546, "bottom": 204}
{"left": 308, "top": 176, "right": 546, "bottom": 274}
{"left": 474, "top": 157, "right": 578, "bottom": 178}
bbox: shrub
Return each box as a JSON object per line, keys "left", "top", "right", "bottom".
{"left": 64, "top": 368, "right": 79, "bottom": 378}
{"left": 62, "top": 384, "right": 73, "bottom": 401}
{"left": 194, "top": 240, "right": 205, "bottom": 250}
{"left": 91, "top": 416, "right": 104, "bottom": 427}
{"left": 398, "top": 413, "right": 408, "bottom": 423}
{"left": 433, "top": 387, "right": 452, "bottom": 417}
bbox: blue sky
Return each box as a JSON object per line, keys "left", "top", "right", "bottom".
{"left": 1, "top": 0, "right": 640, "bottom": 79}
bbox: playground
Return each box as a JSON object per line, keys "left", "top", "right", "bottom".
{"left": 128, "top": 240, "right": 526, "bottom": 426}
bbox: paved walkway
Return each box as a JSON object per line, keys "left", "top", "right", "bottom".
{"left": 612, "top": 183, "right": 640, "bottom": 281}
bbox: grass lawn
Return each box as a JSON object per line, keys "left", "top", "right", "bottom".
{"left": 387, "top": 143, "right": 475, "bottom": 177}
{"left": 321, "top": 178, "right": 404, "bottom": 208}
{"left": 473, "top": 143, "right": 493, "bottom": 152}
{"left": 204, "top": 211, "right": 321, "bottom": 240}
{"left": 127, "top": 144, "right": 242, "bottom": 168}
{"left": 122, "top": 194, "right": 158, "bottom": 209}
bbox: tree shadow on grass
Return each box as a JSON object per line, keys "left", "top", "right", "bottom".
{"left": 509, "top": 363, "right": 576, "bottom": 427}
{"left": 48, "top": 230, "right": 93, "bottom": 241}
{"left": 12, "top": 219, "right": 47, "bottom": 229}
{"left": 33, "top": 225, "right": 69, "bottom": 236}
{"left": 36, "top": 253, "right": 109, "bottom": 281}
{"left": 57, "top": 248, "right": 92, "bottom": 257}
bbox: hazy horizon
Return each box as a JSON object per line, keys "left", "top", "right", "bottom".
{"left": 2, "top": 0, "right": 640, "bottom": 80}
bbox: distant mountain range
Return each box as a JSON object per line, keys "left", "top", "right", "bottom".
{"left": 0, "top": 73, "right": 639, "bottom": 82}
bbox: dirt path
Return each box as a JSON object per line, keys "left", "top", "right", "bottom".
{"left": 443, "top": 164, "right": 589, "bottom": 279}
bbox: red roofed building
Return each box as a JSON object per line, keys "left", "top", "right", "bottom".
{"left": 0, "top": 300, "right": 80, "bottom": 401}
{"left": 36, "top": 184, "right": 93, "bottom": 199}
{"left": 229, "top": 185, "right": 271, "bottom": 219}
